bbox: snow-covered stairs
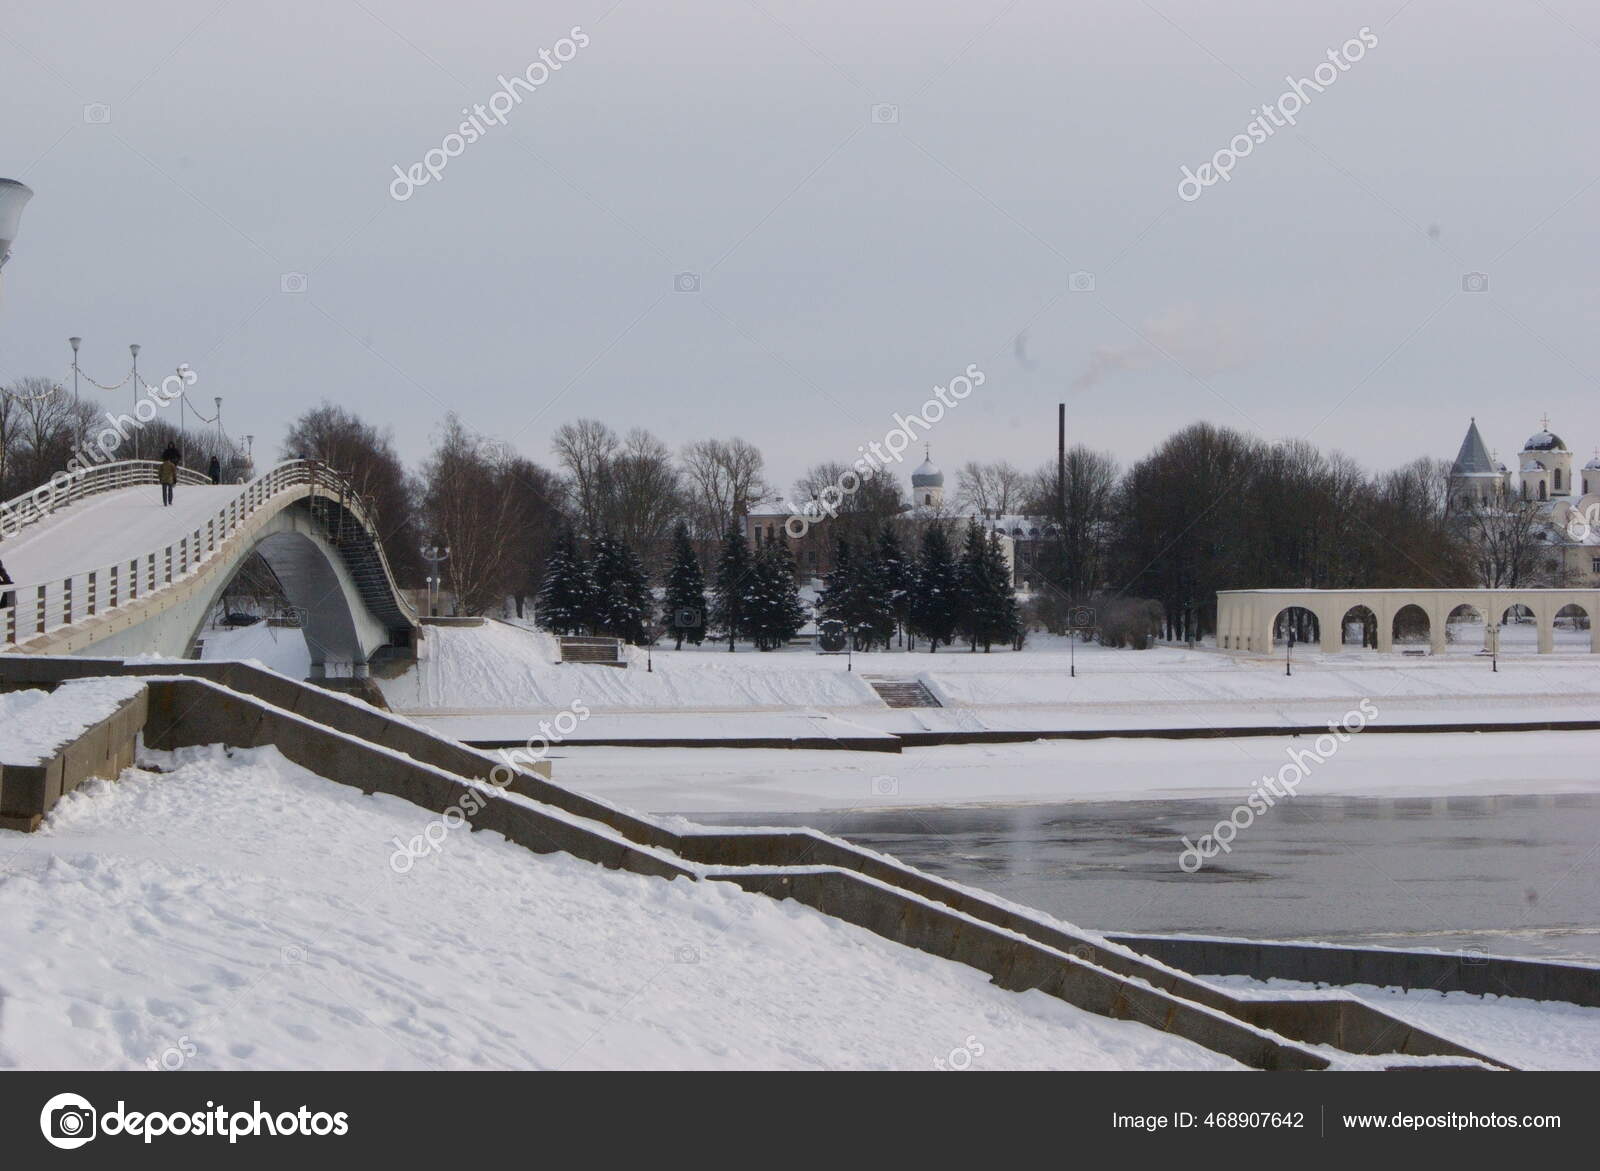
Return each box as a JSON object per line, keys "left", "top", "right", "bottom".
{"left": 862, "top": 675, "right": 941, "bottom": 708}
{"left": 559, "top": 636, "right": 626, "bottom": 667}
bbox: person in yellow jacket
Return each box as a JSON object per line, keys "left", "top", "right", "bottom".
{"left": 158, "top": 456, "right": 178, "bottom": 506}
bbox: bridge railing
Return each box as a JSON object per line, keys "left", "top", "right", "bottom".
{"left": 1, "top": 460, "right": 390, "bottom": 649}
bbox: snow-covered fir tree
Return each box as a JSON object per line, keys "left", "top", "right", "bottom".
{"left": 592, "top": 531, "right": 652, "bottom": 644}
{"left": 910, "top": 523, "right": 960, "bottom": 651}
{"left": 537, "top": 526, "right": 598, "bottom": 635}
{"left": 746, "top": 540, "right": 807, "bottom": 651}
{"left": 959, "top": 519, "right": 1021, "bottom": 652}
{"left": 711, "top": 522, "right": 753, "bottom": 651}
{"left": 871, "top": 525, "right": 916, "bottom": 649}
{"left": 662, "top": 520, "right": 708, "bottom": 649}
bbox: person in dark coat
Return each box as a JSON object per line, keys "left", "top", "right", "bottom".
{"left": 0, "top": 556, "right": 13, "bottom": 609}
{"left": 208, "top": 455, "right": 222, "bottom": 484}
{"left": 158, "top": 456, "right": 178, "bottom": 506}
{"left": 161, "top": 443, "right": 180, "bottom": 463}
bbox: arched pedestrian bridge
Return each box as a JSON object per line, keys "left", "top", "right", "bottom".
{"left": 0, "top": 460, "right": 418, "bottom": 677}
{"left": 1218, "top": 589, "right": 1600, "bottom": 655}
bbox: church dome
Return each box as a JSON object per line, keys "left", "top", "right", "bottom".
{"left": 1524, "top": 429, "right": 1567, "bottom": 452}
{"left": 911, "top": 455, "right": 943, "bottom": 488}
{"left": 1585, "top": 455, "right": 1600, "bottom": 471}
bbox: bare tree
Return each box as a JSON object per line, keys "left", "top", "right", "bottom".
{"left": 955, "top": 459, "right": 1024, "bottom": 517}
{"left": 551, "top": 418, "right": 620, "bottom": 538}
{"left": 680, "top": 437, "right": 768, "bottom": 541}
{"left": 282, "top": 402, "right": 421, "bottom": 584}
{"left": 420, "top": 415, "right": 525, "bottom": 614}
{"left": 607, "top": 428, "right": 683, "bottom": 569}
{"left": 1463, "top": 497, "right": 1557, "bottom": 587}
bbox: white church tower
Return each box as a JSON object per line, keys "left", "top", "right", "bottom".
{"left": 1519, "top": 417, "right": 1571, "bottom": 501}
{"left": 911, "top": 446, "right": 944, "bottom": 509}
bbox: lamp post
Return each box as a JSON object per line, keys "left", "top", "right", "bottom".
{"left": 67, "top": 337, "right": 81, "bottom": 408}
{"left": 0, "top": 178, "right": 33, "bottom": 277}
{"left": 67, "top": 337, "right": 83, "bottom": 449}
{"left": 1285, "top": 627, "right": 1295, "bottom": 677}
{"left": 129, "top": 344, "right": 141, "bottom": 459}
{"left": 421, "top": 545, "right": 450, "bottom": 617}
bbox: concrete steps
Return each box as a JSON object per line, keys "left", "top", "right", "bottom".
{"left": 559, "top": 636, "right": 626, "bottom": 667}
{"left": 0, "top": 655, "right": 1526, "bottom": 1071}
{"left": 862, "top": 675, "right": 941, "bottom": 708}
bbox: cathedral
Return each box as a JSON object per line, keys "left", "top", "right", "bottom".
{"left": 1449, "top": 418, "right": 1600, "bottom": 586}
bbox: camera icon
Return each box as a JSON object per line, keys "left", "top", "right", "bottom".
{"left": 1069, "top": 270, "right": 1096, "bottom": 293}
{"left": 870, "top": 103, "right": 900, "bottom": 124}
{"left": 1068, "top": 605, "right": 1096, "bottom": 629}
{"left": 83, "top": 103, "right": 111, "bottom": 124}
{"left": 282, "top": 944, "right": 307, "bottom": 965}
{"left": 673, "top": 944, "right": 700, "bottom": 964}
{"left": 40, "top": 1094, "right": 97, "bottom": 1149}
{"left": 1459, "top": 945, "right": 1488, "bottom": 966}
{"left": 870, "top": 775, "right": 899, "bottom": 797}
{"left": 673, "top": 271, "right": 700, "bottom": 293}
{"left": 1461, "top": 271, "right": 1489, "bottom": 294}
{"left": 673, "top": 607, "right": 702, "bottom": 629}
{"left": 280, "top": 272, "right": 308, "bottom": 294}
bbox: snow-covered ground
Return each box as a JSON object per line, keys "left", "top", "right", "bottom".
{"left": 0, "top": 744, "right": 1240, "bottom": 1071}
{"left": 197, "top": 621, "right": 313, "bottom": 679}
{"left": 381, "top": 622, "right": 1600, "bottom": 738}
{"left": 1202, "top": 974, "right": 1600, "bottom": 1071}
{"left": 550, "top": 732, "right": 1600, "bottom": 813}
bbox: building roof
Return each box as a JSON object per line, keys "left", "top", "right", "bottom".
{"left": 1450, "top": 418, "right": 1497, "bottom": 476}
{"left": 1524, "top": 429, "right": 1567, "bottom": 452}
{"left": 911, "top": 454, "right": 943, "bottom": 488}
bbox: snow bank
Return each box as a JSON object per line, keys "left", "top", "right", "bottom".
{"left": 0, "top": 745, "right": 1240, "bottom": 1070}
{"left": 197, "top": 622, "right": 312, "bottom": 679}
{"left": 0, "top": 678, "right": 146, "bottom": 763}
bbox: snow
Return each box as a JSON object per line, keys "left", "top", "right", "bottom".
{"left": 197, "top": 622, "right": 312, "bottom": 679}
{"left": 0, "top": 744, "right": 1242, "bottom": 1070}
{"left": 1201, "top": 975, "right": 1600, "bottom": 1070}
{"left": 381, "top": 622, "right": 1600, "bottom": 734}
{"left": 548, "top": 732, "right": 1600, "bottom": 813}
{"left": 0, "top": 678, "right": 145, "bottom": 763}
{"left": 0, "top": 484, "right": 239, "bottom": 586}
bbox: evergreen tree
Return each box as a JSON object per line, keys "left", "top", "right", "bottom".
{"left": 746, "top": 540, "right": 807, "bottom": 651}
{"left": 816, "top": 537, "right": 860, "bottom": 643}
{"left": 958, "top": 519, "right": 1020, "bottom": 652}
{"left": 711, "top": 522, "right": 753, "bottom": 651}
{"left": 661, "top": 520, "right": 708, "bottom": 649}
{"left": 592, "top": 530, "right": 652, "bottom": 644}
{"left": 872, "top": 524, "right": 917, "bottom": 649}
{"left": 537, "top": 526, "right": 598, "bottom": 635}
{"left": 910, "top": 524, "right": 960, "bottom": 651}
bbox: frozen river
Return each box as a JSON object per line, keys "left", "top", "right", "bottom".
{"left": 695, "top": 792, "right": 1600, "bottom": 963}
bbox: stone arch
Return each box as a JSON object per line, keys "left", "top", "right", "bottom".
{"left": 1272, "top": 605, "right": 1319, "bottom": 647}
{"left": 1443, "top": 603, "right": 1486, "bottom": 653}
{"left": 1340, "top": 604, "right": 1378, "bottom": 649}
{"left": 1392, "top": 602, "right": 1430, "bottom": 648}
{"left": 1555, "top": 602, "right": 1590, "bottom": 651}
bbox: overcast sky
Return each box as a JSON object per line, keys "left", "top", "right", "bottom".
{"left": 2, "top": 0, "right": 1597, "bottom": 493}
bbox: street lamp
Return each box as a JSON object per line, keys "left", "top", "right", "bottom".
{"left": 129, "top": 344, "right": 141, "bottom": 459}
{"left": 0, "top": 178, "right": 33, "bottom": 275}
{"left": 421, "top": 545, "right": 450, "bottom": 617}
{"left": 67, "top": 337, "right": 83, "bottom": 448}
{"left": 1285, "top": 626, "right": 1295, "bottom": 677}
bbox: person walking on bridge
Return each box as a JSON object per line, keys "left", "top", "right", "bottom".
{"left": 0, "top": 556, "right": 14, "bottom": 610}
{"left": 158, "top": 454, "right": 177, "bottom": 506}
